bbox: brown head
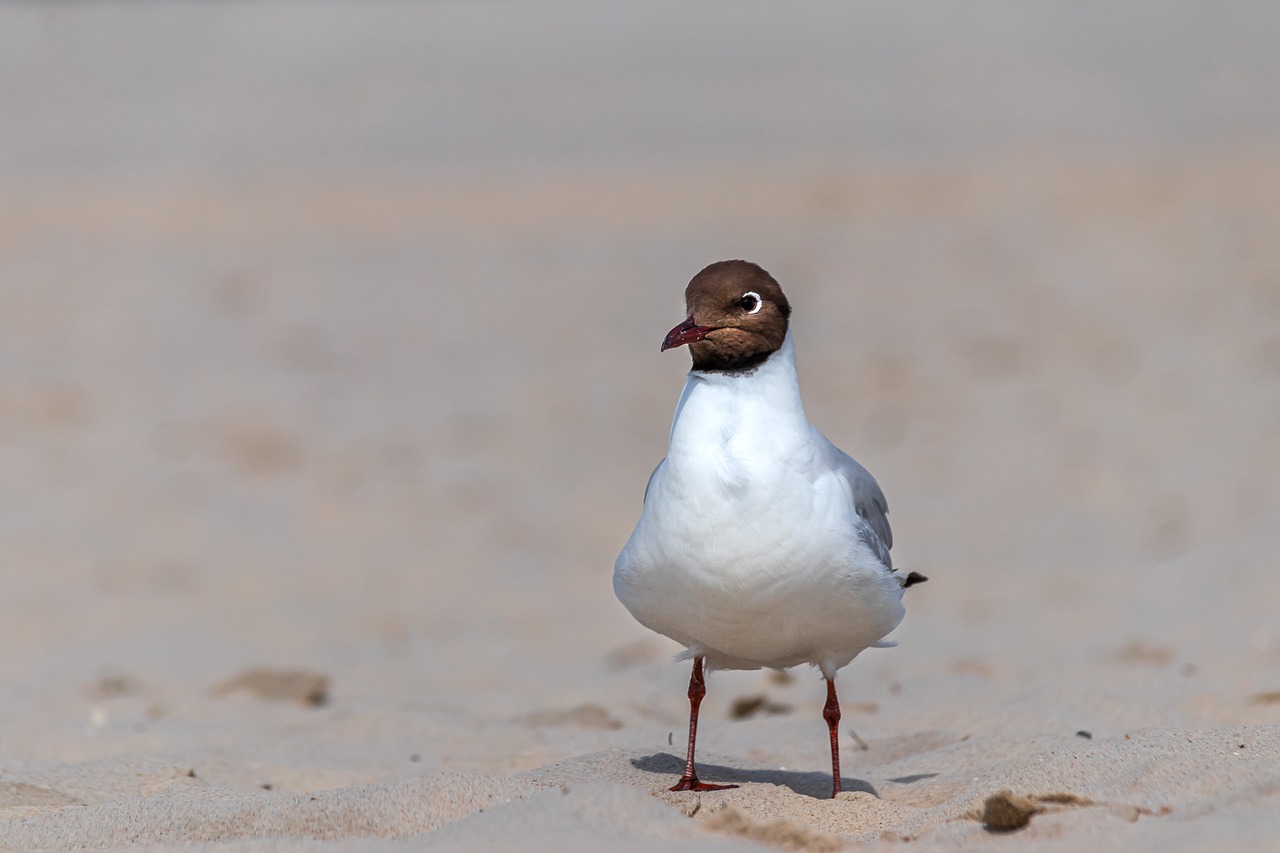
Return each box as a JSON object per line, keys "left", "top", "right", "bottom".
{"left": 661, "top": 260, "right": 791, "bottom": 373}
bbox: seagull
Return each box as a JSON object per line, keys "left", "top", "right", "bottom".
{"left": 614, "top": 260, "right": 925, "bottom": 799}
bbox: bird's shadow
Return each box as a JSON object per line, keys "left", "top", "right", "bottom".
{"left": 631, "top": 752, "right": 879, "bottom": 800}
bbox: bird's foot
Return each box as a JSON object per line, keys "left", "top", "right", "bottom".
{"left": 670, "top": 775, "right": 737, "bottom": 792}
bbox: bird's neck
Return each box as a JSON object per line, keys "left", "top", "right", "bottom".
{"left": 668, "top": 332, "right": 809, "bottom": 451}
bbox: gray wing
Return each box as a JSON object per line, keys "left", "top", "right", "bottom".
{"left": 642, "top": 458, "right": 666, "bottom": 503}
{"left": 828, "top": 442, "right": 893, "bottom": 570}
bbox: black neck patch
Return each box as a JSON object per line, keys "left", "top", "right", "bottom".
{"left": 690, "top": 347, "right": 774, "bottom": 375}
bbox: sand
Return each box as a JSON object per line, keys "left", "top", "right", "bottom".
{"left": 3, "top": 2, "right": 1280, "bottom": 850}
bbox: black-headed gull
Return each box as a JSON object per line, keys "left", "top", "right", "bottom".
{"left": 614, "top": 260, "right": 925, "bottom": 798}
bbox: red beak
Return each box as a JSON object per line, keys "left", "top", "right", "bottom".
{"left": 662, "top": 316, "right": 711, "bottom": 351}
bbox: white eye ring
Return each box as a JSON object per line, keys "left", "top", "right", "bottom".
{"left": 740, "top": 291, "right": 763, "bottom": 314}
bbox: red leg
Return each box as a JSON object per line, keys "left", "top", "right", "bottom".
{"left": 670, "top": 657, "right": 737, "bottom": 792}
{"left": 824, "top": 677, "right": 842, "bottom": 798}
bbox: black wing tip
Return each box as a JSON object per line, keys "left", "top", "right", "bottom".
{"left": 901, "top": 571, "right": 928, "bottom": 589}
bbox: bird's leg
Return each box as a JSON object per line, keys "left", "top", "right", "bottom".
{"left": 670, "top": 656, "right": 736, "bottom": 792}
{"left": 824, "top": 677, "right": 842, "bottom": 798}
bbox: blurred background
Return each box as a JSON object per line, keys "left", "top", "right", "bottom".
{"left": 2, "top": 0, "right": 1278, "bottom": 781}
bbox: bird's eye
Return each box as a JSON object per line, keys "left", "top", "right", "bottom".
{"left": 739, "top": 291, "right": 762, "bottom": 314}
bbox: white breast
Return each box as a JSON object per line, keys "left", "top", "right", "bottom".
{"left": 614, "top": 333, "right": 905, "bottom": 675}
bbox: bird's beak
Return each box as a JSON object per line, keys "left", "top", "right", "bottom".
{"left": 661, "top": 316, "right": 711, "bottom": 351}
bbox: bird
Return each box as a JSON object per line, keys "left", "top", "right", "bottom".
{"left": 613, "top": 260, "right": 925, "bottom": 799}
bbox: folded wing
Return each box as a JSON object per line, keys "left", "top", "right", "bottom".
{"left": 826, "top": 439, "right": 893, "bottom": 570}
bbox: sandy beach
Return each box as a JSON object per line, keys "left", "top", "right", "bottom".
{"left": 3, "top": 2, "right": 1280, "bottom": 849}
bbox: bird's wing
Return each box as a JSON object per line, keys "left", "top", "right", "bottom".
{"left": 823, "top": 436, "right": 893, "bottom": 570}
{"left": 642, "top": 458, "right": 667, "bottom": 503}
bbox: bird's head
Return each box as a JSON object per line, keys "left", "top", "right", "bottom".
{"left": 661, "top": 260, "right": 791, "bottom": 373}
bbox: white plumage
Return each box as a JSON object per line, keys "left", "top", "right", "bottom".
{"left": 614, "top": 332, "right": 905, "bottom": 678}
